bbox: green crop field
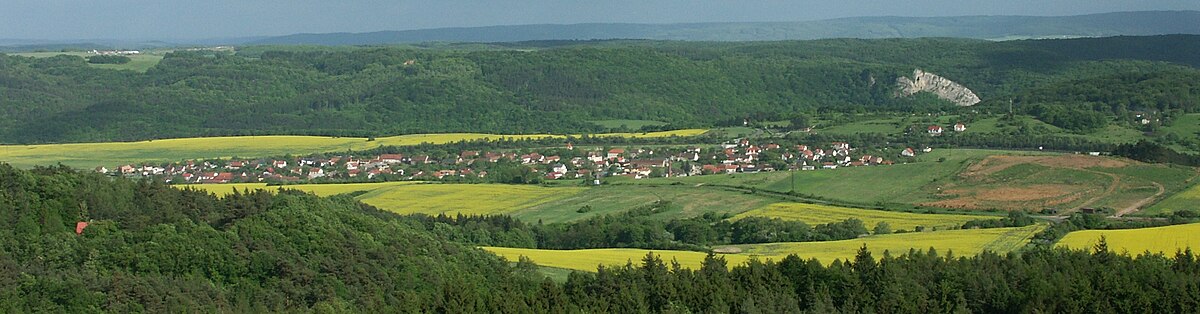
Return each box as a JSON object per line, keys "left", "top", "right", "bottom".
{"left": 1145, "top": 183, "right": 1200, "bottom": 215}
{"left": 511, "top": 184, "right": 777, "bottom": 224}
{"left": 10, "top": 51, "right": 165, "bottom": 72}
{"left": 0, "top": 129, "right": 707, "bottom": 168}
{"left": 1056, "top": 223, "right": 1200, "bottom": 256}
{"left": 180, "top": 182, "right": 584, "bottom": 216}
{"left": 356, "top": 184, "right": 585, "bottom": 216}
{"left": 733, "top": 202, "right": 998, "bottom": 231}
{"left": 485, "top": 224, "right": 1046, "bottom": 272}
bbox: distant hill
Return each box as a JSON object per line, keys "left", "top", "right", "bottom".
{"left": 2, "top": 35, "right": 1199, "bottom": 144}
{"left": 252, "top": 11, "right": 1200, "bottom": 45}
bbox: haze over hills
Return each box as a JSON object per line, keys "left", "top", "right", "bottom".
{"left": 1, "top": 11, "right": 1197, "bottom": 51}
{"left": 251, "top": 11, "right": 1200, "bottom": 45}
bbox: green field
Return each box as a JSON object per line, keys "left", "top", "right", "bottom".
{"left": 733, "top": 202, "right": 998, "bottom": 231}
{"left": 1057, "top": 223, "right": 1200, "bottom": 256}
{"left": 357, "top": 184, "right": 584, "bottom": 216}
{"left": 1145, "top": 182, "right": 1200, "bottom": 215}
{"left": 485, "top": 224, "right": 1046, "bottom": 271}
{"left": 0, "top": 129, "right": 707, "bottom": 168}
{"left": 180, "top": 182, "right": 585, "bottom": 216}
{"left": 512, "top": 185, "right": 777, "bottom": 224}
{"left": 11, "top": 51, "right": 165, "bottom": 72}
{"left": 637, "top": 149, "right": 1012, "bottom": 206}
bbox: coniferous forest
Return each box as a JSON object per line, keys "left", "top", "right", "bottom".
{"left": 2, "top": 164, "right": 1198, "bottom": 313}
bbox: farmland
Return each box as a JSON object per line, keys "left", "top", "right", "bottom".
{"left": 180, "top": 182, "right": 585, "bottom": 216}
{"left": 484, "top": 224, "right": 1046, "bottom": 272}
{"left": 11, "top": 51, "right": 165, "bottom": 72}
{"left": 631, "top": 149, "right": 1192, "bottom": 215}
{"left": 356, "top": 184, "right": 584, "bottom": 216}
{"left": 1145, "top": 182, "right": 1200, "bottom": 215}
{"left": 1056, "top": 223, "right": 1200, "bottom": 255}
{"left": 0, "top": 129, "right": 707, "bottom": 168}
{"left": 733, "top": 202, "right": 998, "bottom": 231}
{"left": 511, "top": 184, "right": 777, "bottom": 224}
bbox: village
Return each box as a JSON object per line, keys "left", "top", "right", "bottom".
{"left": 92, "top": 131, "right": 956, "bottom": 184}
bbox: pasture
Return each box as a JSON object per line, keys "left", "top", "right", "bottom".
{"left": 1145, "top": 183, "right": 1200, "bottom": 215}
{"left": 0, "top": 129, "right": 707, "bottom": 168}
{"left": 357, "top": 184, "right": 584, "bottom": 216}
{"left": 484, "top": 224, "right": 1046, "bottom": 272}
{"left": 511, "top": 184, "right": 777, "bottom": 224}
{"left": 10, "top": 51, "right": 165, "bottom": 72}
{"left": 178, "top": 182, "right": 584, "bottom": 216}
{"left": 1056, "top": 223, "right": 1200, "bottom": 256}
{"left": 733, "top": 202, "right": 997, "bottom": 231}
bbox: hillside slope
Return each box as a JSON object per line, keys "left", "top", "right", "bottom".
{"left": 252, "top": 11, "right": 1200, "bottom": 45}
{"left": 1, "top": 35, "right": 1199, "bottom": 143}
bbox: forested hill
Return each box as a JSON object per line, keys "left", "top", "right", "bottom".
{"left": 4, "top": 165, "right": 1200, "bottom": 312}
{"left": 2, "top": 35, "right": 1200, "bottom": 143}
{"left": 252, "top": 11, "right": 1200, "bottom": 45}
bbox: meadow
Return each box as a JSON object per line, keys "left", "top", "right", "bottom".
{"left": 1056, "top": 223, "right": 1200, "bottom": 255}
{"left": 356, "top": 184, "right": 584, "bottom": 216}
{"left": 1145, "top": 183, "right": 1200, "bottom": 215}
{"left": 732, "top": 202, "right": 998, "bottom": 231}
{"left": 511, "top": 184, "right": 777, "bottom": 224}
{"left": 11, "top": 51, "right": 165, "bottom": 72}
{"left": 484, "top": 224, "right": 1046, "bottom": 272}
{"left": 0, "top": 129, "right": 707, "bottom": 168}
{"left": 179, "top": 182, "right": 585, "bottom": 216}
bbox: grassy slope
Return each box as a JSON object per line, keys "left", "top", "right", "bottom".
{"left": 484, "top": 224, "right": 1046, "bottom": 271}
{"left": 512, "top": 184, "right": 776, "bottom": 224}
{"left": 1146, "top": 183, "right": 1200, "bottom": 215}
{"left": 356, "top": 184, "right": 585, "bottom": 216}
{"left": 0, "top": 129, "right": 707, "bottom": 168}
{"left": 1056, "top": 223, "right": 1200, "bottom": 255}
{"left": 733, "top": 202, "right": 998, "bottom": 231}
{"left": 11, "top": 51, "right": 164, "bottom": 72}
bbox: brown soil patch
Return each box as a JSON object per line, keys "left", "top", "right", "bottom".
{"left": 922, "top": 184, "right": 1088, "bottom": 211}
{"left": 963, "top": 155, "right": 1129, "bottom": 179}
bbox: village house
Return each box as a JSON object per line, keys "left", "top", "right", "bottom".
{"left": 607, "top": 148, "right": 625, "bottom": 159}
{"left": 901, "top": 148, "right": 916, "bottom": 157}
{"left": 954, "top": 123, "right": 967, "bottom": 132}
{"left": 928, "top": 125, "right": 944, "bottom": 135}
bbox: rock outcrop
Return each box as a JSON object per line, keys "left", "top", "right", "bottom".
{"left": 895, "top": 69, "right": 981, "bottom": 106}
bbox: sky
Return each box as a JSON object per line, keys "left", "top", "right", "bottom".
{"left": 3, "top": 0, "right": 1199, "bottom": 40}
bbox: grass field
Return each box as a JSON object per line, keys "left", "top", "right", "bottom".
{"left": 10, "top": 51, "right": 165, "bottom": 72}
{"left": 733, "top": 202, "right": 998, "bottom": 231}
{"left": 0, "top": 129, "right": 707, "bottom": 168}
{"left": 1146, "top": 183, "right": 1200, "bottom": 215}
{"left": 636, "top": 149, "right": 1013, "bottom": 207}
{"left": 356, "top": 184, "right": 584, "bottom": 216}
{"left": 511, "top": 185, "right": 777, "bottom": 224}
{"left": 484, "top": 224, "right": 1046, "bottom": 271}
{"left": 179, "top": 182, "right": 585, "bottom": 216}
{"left": 1056, "top": 223, "right": 1200, "bottom": 256}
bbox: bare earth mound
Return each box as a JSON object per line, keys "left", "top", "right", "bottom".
{"left": 921, "top": 155, "right": 1144, "bottom": 212}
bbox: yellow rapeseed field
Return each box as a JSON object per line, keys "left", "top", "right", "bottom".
{"left": 1056, "top": 223, "right": 1200, "bottom": 255}
{"left": 484, "top": 224, "right": 1046, "bottom": 272}
{"left": 733, "top": 202, "right": 998, "bottom": 231}
{"left": 357, "top": 184, "right": 585, "bottom": 216}
{"left": 0, "top": 129, "right": 708, "bottom": 168}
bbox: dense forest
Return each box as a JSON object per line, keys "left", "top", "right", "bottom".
{"left": 2, "top": 35, "right": 1199, "bottom": 143}
{"left": 3, "top": 164, "right": 1200, "bottom": 312}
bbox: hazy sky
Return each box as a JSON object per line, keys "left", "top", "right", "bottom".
{"left": 4, "top": 0, "right": 1199, "bottom": 40}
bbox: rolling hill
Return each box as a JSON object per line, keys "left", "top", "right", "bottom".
{"left": 251, "top": 11, "right": 1200, "bottom": 45}
{"left": 2, "top": 35, "right": 1199, "bottom": 144}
